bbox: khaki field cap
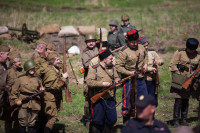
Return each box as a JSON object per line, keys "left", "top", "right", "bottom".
{"left": 24, "top": 60, "right": 36, "bottom": 72}
{"left": 85, "top": 34, "right": 97, "bottom": 42}
{"left": 47, "top": 43, "right": 56, "bottom": 51}
{"left": 109, "top": 19, "right": 119, "bottom": 27}
{"left": 121, "top": 14, "right": 130, "bottom": 21}
{"left": 9, "top": 51, "right": 21, "bottom": 64}
{"left": 47, "top": 52, "right": 59, "bottom": 61}
{"left": 36, "top": 39, "right": 47, "bottom": 46}
{"left": 0, "top": 45, "right": 10, "bottom": 52}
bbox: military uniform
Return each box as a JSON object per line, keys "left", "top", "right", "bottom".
{"left": 81, "top": 43, "right": 98, "bottom": 125}
{"left": 169, "top": 38, "right": 200, "bottom": 126}
{"left": 115, "top": 43, "right": 148, "bottom": 121}
{"left": 10, "top": 74, "right": 41, "bottom": 132}
{"left": 122, "top": 118, "right": 171, "bottom": 133}
{"left": 87, "top": 61, "right": 120, "bottom": 132}
{"left": 42, "top": 62, "right": 67, "bottom": 130}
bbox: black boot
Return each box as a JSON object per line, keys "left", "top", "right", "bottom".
{"left": 123, "top": 116, "right": 130, "bottom": 124}
{"left": 89, "top": 123, "right": 103, "bottom": 133}
{"left": 28, "top": 127, "right": 35, "bottom": 133}
{"left": 173, "top": 99, "right": 181, "bottom": 127}
{"left": 103, "top": 124, "right": 113, "bottom": 133}
{"left": 180, "top": 99, "right": 189, "bottom": 126}
{"left": 19, "top": 126, "right": 26, "bottom": 133}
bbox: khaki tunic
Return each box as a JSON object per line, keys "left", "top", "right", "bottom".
{"left": 169, "top": 49, "right": 200, "bottom": 98}
{"left": 31, "top": 51, "right": 48, "bottom": 77}
{"left": 42, "top": 65, "right": 67, "bottom": 129}
{"left": 86, "top": 64, "right": 120, "bottom": 99}
{"left": 0, "top": 63, "right": 7, "bottom": 117}
{"left": 145, "top": 50, "right": 163, "bottom": 81}
{"left": 7, "top": 67, "right": 23, "bottom": 88}
{"left": 115, "top": 45, "right": 148, "bottom": 78}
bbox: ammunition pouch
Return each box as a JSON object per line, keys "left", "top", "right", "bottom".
{"left": 171, "top": 73, "right": 187, "bottom": 90}
{"left": 177, "top": 64, "right": 189, "bottom": 72}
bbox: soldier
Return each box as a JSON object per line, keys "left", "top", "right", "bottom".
{"left": 5, "top": 51, "right": 23, "bottom": 133}
{"left": 0, "top": 45, "right": 10, "bottom": 120}
{"left": 115, "top": 29, "right": 148, "bottom": 123}
{"left": 118, "top": 14, "right": 136, "bottom": 46}
{"left": 42, "top": 52, "right": 68, "bottom": 132}
{"left": 81, "top": 34, "right": 98, "bottom": 127}
{"left": 46, "top": 43, "right": 56, "bottom": 55}
{"left": 139, "top": 36, "right": 164, "bottom": 105}
{"left": 107, "top": 19, "right": 121, "bottom": 56}
{"left": 122, "top": 95, "right": 171, "bottom": 133}
{"left": 169, "top": 38, "right": 200, "bottom": 127}
{"left": 31, "top": 39, "right": 48, "bottom": 77}
{"left": 86, "top": 49, "right": 120, "bottom": 133}
{"left": 10, "top": 60, "right": 43, "bottom": 133}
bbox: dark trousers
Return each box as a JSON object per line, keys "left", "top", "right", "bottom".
{"left": 90, "top": 98, "right": 117, "bottom": 126}
{"left": 122, "top": 77, "right": 148, "bottom": 116}
{"left": 145, "top": 80, "right": 158, "bottom": 106}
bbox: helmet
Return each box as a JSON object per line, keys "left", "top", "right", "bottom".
{"left": 85, "top": 34, "right": 96, "bottom": 42}
{"left": 186, "top": 38, "right": 199, "bottom": 50}
{"left": 24, "top": 60, "right": 36, "bottom": 72}
{"left": 109, "top": 19, "right": 119, "bottom": 27}
{"left": 121, "top": 14, "right": 130, "bottom": 21}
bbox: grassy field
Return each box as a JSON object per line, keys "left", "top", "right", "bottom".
{"left": 0, "top": 0, "right": 200, "bottom": 132}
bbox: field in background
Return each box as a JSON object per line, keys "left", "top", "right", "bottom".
{"left": 0, "top": 0, "right": 200, "bottom": 132}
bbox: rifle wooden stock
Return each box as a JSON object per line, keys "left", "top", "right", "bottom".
{"left": 91, "top": 75, "right": 132, "bottom": 103}
{"left": 63, "top": 35, "right": 72, "bottom": 102}
{"left": 111, "top": 46, "right": 123, "bottom": 53}
{"left": 182, "top": 68, "right": 200, "bottom": 90}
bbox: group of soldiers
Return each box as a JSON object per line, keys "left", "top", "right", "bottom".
{"left": 81, "top": 14, "right": 200, "bottom": 133}
{"left": 0, "top": 40, "right": 68, "bottom": 133}
{"left": 0, "top": 13, "right": 200, "bottom": 133}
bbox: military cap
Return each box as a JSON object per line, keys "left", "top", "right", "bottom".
{"left": 47, "top": 52, "right": 59, "bottom": 61}
{"left": 121, "top": 14, "right": 130, "bottom": 21}
{"left": 24, "top": 60, "right": 36, "bottom": 72}
{"left": 36, "top": 39, "right": 47, "bottom": 46}
{"left": 135, "top": 94, "right": 157, "bottom": 108}
{"left": 127, "top": 30, "right": 139, "bottom": 41}
{"left": 186, "top": 38, "right": 199, "bottom": 50}
{"left": 109, "top": 19, "right": 119, "bottom": 27}
{"left": 99, "top": 49, "right": 112, "bottom": 61}
{"left": 9, "top": 51, "right": 21, "bottom": 64}
{"left": 139, "top": 36, "right": 149, "bottom": 44}
{"left": 0, "top": 45, "right": 10, "bottom": 52}
{"left": 85, "top": 34, "right": 97, "bottom": 42}
{"left": 47, "top": 43, "right": 56, "bottom": 51}
{"left": 96, "top": 41, "right": 109, "bottom": 49}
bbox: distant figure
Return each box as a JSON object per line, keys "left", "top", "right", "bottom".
{"left": 122, "top": 94, "right": 171, "bottom": 133}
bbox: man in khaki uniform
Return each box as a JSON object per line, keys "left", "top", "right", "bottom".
{"left": 118, "top": 14, "right": 136, "bottom": 46}
{"left": 81, "top": 34, "right": 98, "bottom": 126}
{"left": 46, "top": 43, "right": 56, "bottom": 55}
{"left": 42, "top": 52, "right": 68, "bottom": 132}
{"left": 139, "top": 36, "right": 164, "bottom": 105}
{"left": 10, "top": 60, "right": 42, "bottom": 133}
{"left": 169, "top": 38, "right": 200, "bottom": 127}
{"left": 31, "top": 39, "right": 48, "bottom": 77}
{"left": 5, "top": 51, "right": 23, "bottom": 133}
{"left": 87, "top": 49, "right": 120, "bottom": 133}
{"left": 0, "top": 45, "right": 10, "bottom": 120}
{"left": 115, "top": 29, "right": 148, "bottom": 123}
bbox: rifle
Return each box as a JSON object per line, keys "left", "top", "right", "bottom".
{"left": 99, "top": 28, "right": 103, "bottom": 52}
{"left": 182, "top": 68, "right": 200, "bottom": 90}
{"left": 67, "top": 53, "right": 79, "bottom": 92}
{"left": 111, "top": 46, "right": 123, "bottom": 53}
{"left": 9, "top": 88, "right": 51, "bottom": 110}
{"left": 7, "top": 23, "right": 40, "bottom": 43}
{"left": 129, "top": 53, "right": 140, "bottom": 117}
{"left": 63, "top": 35, "right": 72, "bottom": 102}
{"left": 90, "top": 75, "right": 133, "bottom": 103}
{"left": 153, "top": 65, "right": 160, "bottom": 95}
